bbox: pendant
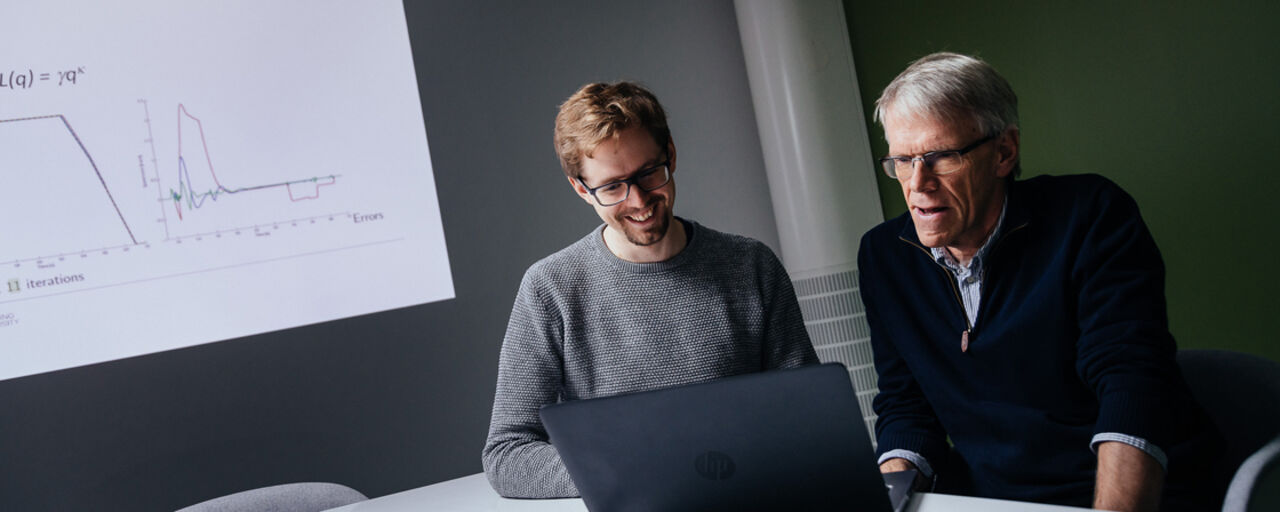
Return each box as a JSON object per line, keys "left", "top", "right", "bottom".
{"left": 961, "top": 330, "right": 970, "bottom": 353}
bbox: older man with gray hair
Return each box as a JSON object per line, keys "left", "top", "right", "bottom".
{"left": 857, "top": 52, "right": 1220, "bottom": 511}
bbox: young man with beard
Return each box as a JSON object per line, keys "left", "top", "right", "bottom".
{"left": 481, "top": 82, "right": 818, "bottom": 498}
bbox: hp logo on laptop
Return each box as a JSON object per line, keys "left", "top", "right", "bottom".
{"left": 694, "top": 451, "right": 736, "bottom": 480}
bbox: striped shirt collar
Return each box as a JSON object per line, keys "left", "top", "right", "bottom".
{"left": 931, "top": 196, "right": 1009, "bottom": 274}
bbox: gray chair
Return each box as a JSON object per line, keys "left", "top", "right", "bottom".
{"left": 176, "top": 482, "right": 368, "bottom": 512}
{"left": 1222, "top": 436, "right": 1280, "bottom": 512}
{"left": 1178, "top": 349, "right": 1280, "bottom": 496}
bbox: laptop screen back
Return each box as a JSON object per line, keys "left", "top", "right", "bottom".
{"left": 540, "top": 362, "right": 893, "bottom": 511}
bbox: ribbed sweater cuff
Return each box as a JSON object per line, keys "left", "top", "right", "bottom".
{"left": 1094, "top": 391, "right": 1170, "bottom": 448}
{"left": 875, "top": 432, "right": 947, "bottom": 472}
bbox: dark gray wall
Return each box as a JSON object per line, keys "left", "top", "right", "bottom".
{"left": 0, "top": 2, "right": 778, "bottom": 510}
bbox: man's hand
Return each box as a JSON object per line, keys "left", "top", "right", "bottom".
{"left": 879, "top": 458, "right": 931, "bottom": 492}
{"left": 1094, "top": 441, "right": 1163, "bottom": 512}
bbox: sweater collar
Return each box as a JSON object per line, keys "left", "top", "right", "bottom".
{"left": 592, "top": 217, "right": 699, "bottom": 274}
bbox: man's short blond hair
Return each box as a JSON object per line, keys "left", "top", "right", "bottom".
{"left": 554, "top": 82, "right": 670, "bottom": 178}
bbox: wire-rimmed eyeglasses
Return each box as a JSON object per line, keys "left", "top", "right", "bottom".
{"left": 879, "top": 134, "right": 995, "bottom": 180}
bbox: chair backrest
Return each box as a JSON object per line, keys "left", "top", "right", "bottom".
{"left": 1223, "top": 436, "right": 1280, "bottom": 512}
{"left": 175, "top": 482, "right": 368, "bottom": 512}
{"left": 1178, "top": 349, "right": 1280, "bottom": 492}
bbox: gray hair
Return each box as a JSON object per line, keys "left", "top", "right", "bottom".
{"left": 874, "top": 52, "right": 1020, "bottom": 176}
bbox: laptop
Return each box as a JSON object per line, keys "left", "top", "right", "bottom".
{"left": 540, "top": 362, "right": 909, "bottom": 511}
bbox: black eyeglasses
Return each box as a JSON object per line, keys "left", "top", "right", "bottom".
{"left": 879, "top": 134, "right": 995, "bottom": 180}
{"left": 576, "top": 159, "right": 671, "bottom": 207}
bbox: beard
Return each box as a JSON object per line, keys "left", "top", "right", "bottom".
{"left": 613, "top": 200, "right": 671, "bottom": 246}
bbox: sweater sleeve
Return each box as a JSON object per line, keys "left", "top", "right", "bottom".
{"left": 859, "top": 234, "right": 950, "bottom": 469}
{"left": 1071, "top": 178, "right": 1185, "bottom": 451}
{"left": 759, "top": 244, "right": 820, "bottom": 369}
{"left": 481, "top": 269, "right": 578, "bottom": 498}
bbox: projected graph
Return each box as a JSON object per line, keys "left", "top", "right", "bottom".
{"left": 0, "top": 115, "right": 141, "bottom": 262}
{"left": 0, "top": 0, "right": 454, "bottom": 383}
{"left": 167, "top": 104, "right": 339, "bottom": 222}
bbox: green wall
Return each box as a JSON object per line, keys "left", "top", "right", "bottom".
{"left": 844, "top": 1, "right": 1280, "bottom": 362}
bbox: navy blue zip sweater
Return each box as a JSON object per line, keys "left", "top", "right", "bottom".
{"left": 858, "top": 174, "right": 1219, "bottom": 508}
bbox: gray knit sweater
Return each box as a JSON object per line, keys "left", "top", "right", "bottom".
{"left": 481, "top": 219, "right": 818, "bottom": 498}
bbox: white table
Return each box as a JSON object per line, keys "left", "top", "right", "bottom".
{"left": 328, "top": 473, "right": 1098, "bottom": 512}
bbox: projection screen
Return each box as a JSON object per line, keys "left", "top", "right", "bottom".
{"left": 0, "top": 0, "right": 453, "bottom": 381}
